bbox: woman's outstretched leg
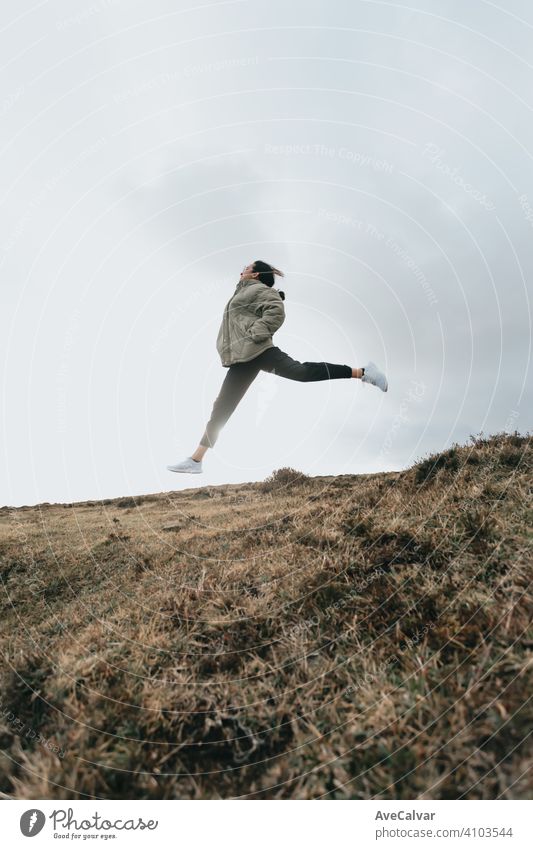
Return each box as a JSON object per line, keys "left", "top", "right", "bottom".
{"left": 198, "top": 360, "right": 261, "bottom": 450}
{"left": 257, "top": 347, "right": 387, "bottom": 389}
{"left": 167, "top": 359, "right": 261, "bottom": 474}
{"left": 257, "top": 346, "right": 355, "bottom": 382}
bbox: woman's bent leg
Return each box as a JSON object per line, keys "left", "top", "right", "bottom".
{"left": 257, "top": 346, "right": 352, "bottom": 382}
{"left": 199, "top": 360, "right": 261, "bottom": 448}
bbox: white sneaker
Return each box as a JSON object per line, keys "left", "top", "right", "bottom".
{"left": 362, "top": 361, "right": 388, "bottom": 392}
{"left": 167, "top": 456, "right": 203, "bottom": 474}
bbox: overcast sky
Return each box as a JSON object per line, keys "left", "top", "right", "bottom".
{"left": 1, "top": 0, "right": 531, "bottom": 507}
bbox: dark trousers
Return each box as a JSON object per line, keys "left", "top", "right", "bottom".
{"left": 200, "top": 346, "right": 352, "bottom": 448}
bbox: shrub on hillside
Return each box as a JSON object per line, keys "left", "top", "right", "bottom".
{"left": 260, "top": 466, "right": 310, "bottom": 493}
{"left": 414, "top": 446, "right": 461, "bottom": 485}
{"left": 413, "top": 431, "right": 531, "bottom": 486}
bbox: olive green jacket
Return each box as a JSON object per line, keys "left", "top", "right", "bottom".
{"left": 216, "top": 280, "right": 286, "bottom": 367}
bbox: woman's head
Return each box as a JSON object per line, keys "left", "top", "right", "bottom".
{"left": 240, "top": 260, "right": 285, "bottom": 287}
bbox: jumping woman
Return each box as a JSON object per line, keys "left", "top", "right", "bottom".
{"left": 167, "top": 260, "right": 388, "bottom": 474}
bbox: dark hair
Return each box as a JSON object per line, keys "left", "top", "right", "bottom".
{"left": 252, "top": 260, "right": 285, "bottom": 299}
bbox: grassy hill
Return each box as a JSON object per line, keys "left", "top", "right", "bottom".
{"left": 0, "top": 432, "right": 531, "bottom": 800}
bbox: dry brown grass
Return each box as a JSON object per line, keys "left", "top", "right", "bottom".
{"left": 0, "top": 432, "right": 531, "bottom": 799}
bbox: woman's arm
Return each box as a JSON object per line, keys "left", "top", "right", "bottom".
{"left": 249, "top": 288, "right": 285, "bottom": 342}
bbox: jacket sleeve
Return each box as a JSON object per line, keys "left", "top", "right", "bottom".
{"left": 249, "top": 288, "right": 285, "bottom": 342}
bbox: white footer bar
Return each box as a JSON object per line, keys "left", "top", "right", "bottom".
{"left": 3, "top": 799, "right": 532, "bottom": 848}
